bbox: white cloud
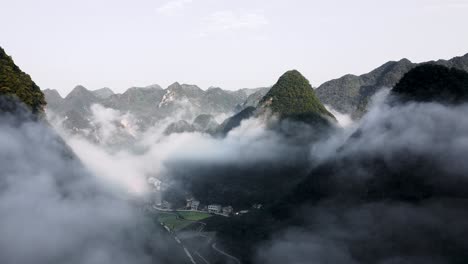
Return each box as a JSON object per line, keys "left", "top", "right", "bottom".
{"left": 156, "top": 0, "right": 193, "bottom": 16}
{"left": 324, "top": 104, "right": 353, "bottom": 128}
{"left": 200, "top": 10, "right": 269, "bottom": 36}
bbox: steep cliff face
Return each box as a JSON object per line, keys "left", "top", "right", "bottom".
{"left": 0, "top": 47, "right": 46, "bottom": 113}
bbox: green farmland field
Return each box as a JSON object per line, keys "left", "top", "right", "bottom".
{"left": 157, "top": 211, "right": 212, "bottom": 232}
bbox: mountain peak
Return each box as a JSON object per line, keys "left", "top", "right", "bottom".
{"left": 73, "top": 85, "right": 88, "bottom": 90}
{"left": 259, "top": 70, "right": 335, "bottom": 122}
{"left": 168, "top": 82, "right": 182, "bottom": 89}
{"left": 281, "top": 70, "right": 303, "bottom": 79}
{"left": 69, "top": 85, "right": 89, "bottom": 94}
{"left": 207, "top": 86, "right": 223, "bottom": 91}
{"left": 92, "top": 87, "right": 114, "bottom": 99}
{"left": 399, "top": 58, "right": 412, "bottom": 64}
{"left": 166, "top": 83, "right": 204, "bottom": 98}
{"left": 65, "top": 85, "right": 96, "bottom": 100}
{"left": 392, "top": 64, "right": 468, "bottom": 103}
{"left": 43, "top": 89, "right": 62, "bottom": 99}
{"left": 144, "top": 84, "right": 163, "bottom": 90}
{"left": 0, "top": 46, "right": 46, "bottom": 113}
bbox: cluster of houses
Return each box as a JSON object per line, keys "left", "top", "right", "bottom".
{"left": 186, "top": 198, "right": 234, "bottom": 216}
{"left": 156, "top": 198, "right": 263, "bottom": 218}
{"left": 148, "top": 177, "right": 262, "bottom": 217}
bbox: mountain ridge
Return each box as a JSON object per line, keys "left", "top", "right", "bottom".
{"left": 315, "top": 53, "right": 468, "bottom": 118}
{"left": 44, "top": 82, "right": 267, "bottom": 137}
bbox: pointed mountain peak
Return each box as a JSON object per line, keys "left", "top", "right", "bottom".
{"left": 43, "top": 89, "right": 62, "bottom": 99}
{"left": 92, "top": 87, "right": 114, "bottom": 99}
{"left": 168, "top": 82, "right": 182, "bottom": 89}
{"left": 259, "top": 70, "right": 335, "bottom": 122}
{"left": 68, "top": 85, "right": 89, "bottom": 94}
{"left": 66, "top": 85, "right": 95, "bottom": 99}
{"left": 399, "top": 58, "right": 412, "bottom": 64}
{"left": 279, "top": 70, "right": 306, "bottom": 82}
{"left": 73, "top": 85, "right": 88, "bottom": 91}
{"left": 165, "top": 82, "right": 204, "bottom": 98}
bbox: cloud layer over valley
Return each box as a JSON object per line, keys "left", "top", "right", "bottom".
{"left": 0, "top": 100, "right": 195, "bottom": 264}
{"left": 257, "top": 91, "right": 468, "bottom": 264}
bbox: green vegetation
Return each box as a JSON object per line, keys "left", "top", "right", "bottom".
{"left": 259, "top": 70, "right": 335, "bottom": 122}
{"left": 177, "top": 211, "right": 211, "bottom": 221}
{"left": 315, "top": 59, "right": 415, "bottom": 118}
{"left": 157, "top": 211, "right": 212, "bottom": 232}
{"left": 218, "top": 106, "right": 256, "bottom": 134}
{"left": 392, "top": 64, "right": 468, "bottom": 103}
{"left": 157, "top": 212, "right": 192, "bottom": 231}
{"left": 0, "top": 46, "right": 46, "bottom": 113}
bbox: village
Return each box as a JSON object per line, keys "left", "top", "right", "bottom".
{"left": 145, "top": 178, "right": 250, "bottom": 263}
{"left": 155, "top": 197, "right": 262, "bottom": 217}
{"left": 146, "top": 176, "right": 263, "bottom": 234}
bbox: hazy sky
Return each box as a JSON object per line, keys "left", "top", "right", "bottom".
{"left": 1, "top": 0, "right": 468, "bottom": 96}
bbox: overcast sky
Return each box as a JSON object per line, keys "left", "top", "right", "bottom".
{"left": 1, "top": 0, "right": 468, "bottom": 96}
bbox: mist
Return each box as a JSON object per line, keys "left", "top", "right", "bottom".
{"left": 256, "top": 90, "right": 468, "bottom": 264}
{"left": 34, "top": 86, "right": 468, "bottom": 264}
{"left": 49, "top": 103, "right": 318, "bottom": 206}
{"left": 0, "top": 99, "right": 197, "bottom": 264}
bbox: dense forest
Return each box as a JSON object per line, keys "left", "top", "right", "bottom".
{"left": 259, "top": 70, "right": 335, "bottom": 122}
{"left": 0, "top": 47, "right": 46, "bottom": 113}
{"left": 393, "top": 64, "right": 468, "bottom": 103}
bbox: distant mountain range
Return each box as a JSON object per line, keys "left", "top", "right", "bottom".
{"left": 315, "top": 53, "right": 468, "bottom": 118}
{"left": 43, "top": 83, "right": 269, "bottom": 138}
{"left": 4, "top": 44, "right": 468, "bottom": 264}
{"left": 45, "top": 53, "right": 468, "bottom": 136}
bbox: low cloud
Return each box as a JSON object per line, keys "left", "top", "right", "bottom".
{"left": 0, "top": 100, "right": 187, "bottom": 264}
{"left": 257, "top": 90, "right": 468, "bottom": 264}
{"left": 48, "top": 102, "right": 318, "bottom": 210}
{"left": 39, "top": 87, "right": 468, "bottom": 263}
{"left": 58, "top": 105, "right": 304, "bottom": 190}
{"left": 325, "top": 104, "right": 353, "bottom": 128}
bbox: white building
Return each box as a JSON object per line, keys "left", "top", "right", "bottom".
{"left": 222, "top": 206, "right": 233, "bottom": 216}
{"left": 208, "top": 204, "right": 222, "bottom": 214}
{"left": 191, "top": 200, "right": 200, "bottom": 211}
{"left": 186, "top": 198, "right": 193, "bottom": 208}
{"left": 162, "top": 200, "right": 172, "bottom": 210}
